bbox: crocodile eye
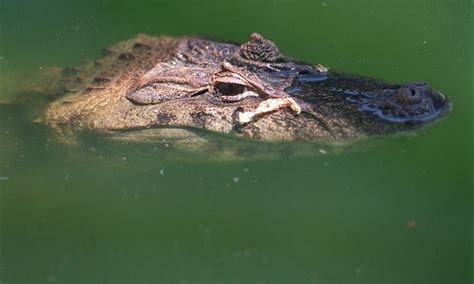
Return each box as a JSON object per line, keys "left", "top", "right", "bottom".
{"left": 215, "top": 82, "right": 246, "bottom": 96}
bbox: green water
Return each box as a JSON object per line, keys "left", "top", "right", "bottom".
{"left": 0, "top": 0, "right": 472, "bottom": 283}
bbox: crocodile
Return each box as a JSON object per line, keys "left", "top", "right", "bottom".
{"left": 31, "top": 33, "right": 448, "bottom": 147}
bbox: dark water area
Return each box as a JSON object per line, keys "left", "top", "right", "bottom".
{"left": 0, "top": 0, "right": 472, "bottom": 283}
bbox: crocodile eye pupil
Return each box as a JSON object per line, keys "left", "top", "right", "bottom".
{"left": 410, "top": 89, "right": 417, "bottom": 96}
{"left": 215, "top": 82, "right": 246, "bottom": 96}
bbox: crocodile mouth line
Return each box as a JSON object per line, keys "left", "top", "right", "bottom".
{"left": 361, "top": 98, "right": 451, "bottom": 123}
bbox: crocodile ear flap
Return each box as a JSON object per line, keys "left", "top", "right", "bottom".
{"left": 125, "top": 64, "right": 211, "bottom": 105}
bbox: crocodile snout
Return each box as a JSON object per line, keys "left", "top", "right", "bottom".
{"left": 389, "top": 82, "right": 449, "bottom": 121}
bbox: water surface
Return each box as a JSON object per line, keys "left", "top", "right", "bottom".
{"left": 0, "top": 0, "right": 472, "bottom": 283}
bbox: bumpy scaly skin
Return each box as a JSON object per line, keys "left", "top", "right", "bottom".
{"left": 42, "top": 33, "right": 449, "bottom": 144}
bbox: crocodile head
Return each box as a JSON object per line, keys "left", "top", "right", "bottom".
{"left": 42, "top": 33, "right": 450, "bottom": 144}
{"left": 189, "top": 33, "right": 450, "bottom": 139}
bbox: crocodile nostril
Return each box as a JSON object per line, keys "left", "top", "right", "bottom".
{"left": 394, "top": 86, "right": 423, "bottom": 105}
